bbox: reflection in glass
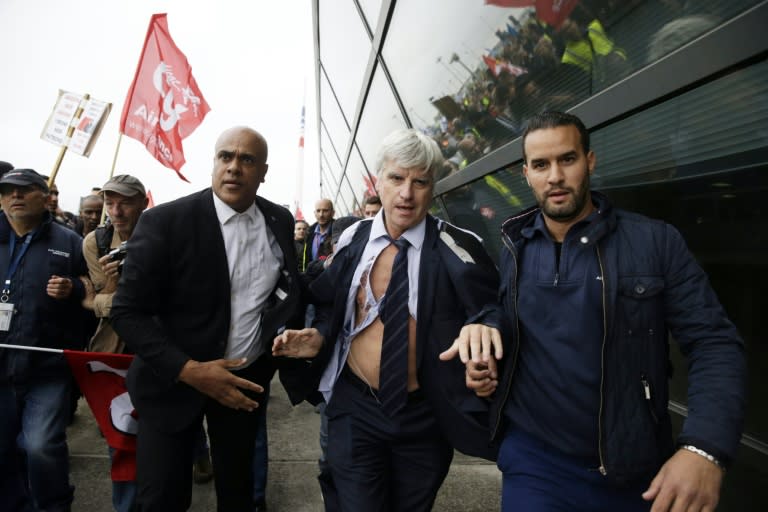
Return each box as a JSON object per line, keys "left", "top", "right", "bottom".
{"left": 345, "top": 145, "right": 377, "bottom": 214}
{"left": 441, "top": 164, "right": 531, "bottom": 261}
{"left": 382, "top": 0, "right": 761, "bottom": 171}
{"left": 319, "top": 0, "right": 372, "bottom": 120}
{"left": 355, "top": 65, "right": 407, "bottom": 172}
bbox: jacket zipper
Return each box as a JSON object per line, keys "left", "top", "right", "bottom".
{"left": 492, "top": 233, "right": 521, "bottom": 440}
{"left": 596, "top": 246, "right": 607, "bottom": 475}
{"left": 641, "top": 374, "right": 658, "bottom": 423}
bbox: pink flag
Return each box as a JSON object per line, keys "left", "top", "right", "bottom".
{"left": 119, "top": 13, "right": 210, "bottom": 181}
{"left": 64, "top": 350, "right": 137, "bottom": 481}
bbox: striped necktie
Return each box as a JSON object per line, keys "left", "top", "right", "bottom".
{"left": 378, "top": 237, "right": 410, "bottom": 415}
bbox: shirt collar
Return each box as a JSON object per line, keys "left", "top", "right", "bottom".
{"left": 213, "top": 192, "right": 258, "bottom": 225}
{"left": 370, "top": 212, "right": 426, "bottom": 250}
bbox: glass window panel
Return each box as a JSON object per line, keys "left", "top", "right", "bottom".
{"left": 336, "top": 175, "right": 359, "bottom": 216}
{"left": 591, "top": 60, "right": 768, "bottom": 190}
{"left": 320, "top": 124, "right": 343, "bottom": 177}
{"left": 319, "top": 0, "right": 372, "bottom": 120}
{"left": 441, "top": 163, "right": 532, "bottom": 261}
{"left": 382, "top": 0, "right": 762, "bottom": 160}
{"left": 320, "top": 74, "right": 351, "bottom": 163}
{"left": 345, "top": 144, "right": 376, "bottom": 211}
{"left": 355, "top": 65, "right": 407, "bottom": 172}
{"left": 357, "top": 0, "right": 382, "bottom": 34}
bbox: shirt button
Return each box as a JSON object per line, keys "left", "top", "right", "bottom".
{"left": 580, "top": 236, "right": 589, "bottom": 244}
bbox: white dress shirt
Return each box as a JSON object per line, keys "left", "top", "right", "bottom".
{"left": 213, "top": 193, "right": 282, "bottom": 365}
{"left": 318, "top": 213, "right": 426, "bottom": 402}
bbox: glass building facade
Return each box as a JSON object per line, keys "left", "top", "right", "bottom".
{"left": 312, "top": 1, "right": 768, "bottom": 508}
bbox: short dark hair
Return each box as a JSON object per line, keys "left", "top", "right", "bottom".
{"left": 295, "top": 219, "right": 309, "bottom": 226}
{"left": 364, "top": 196, "right": 381, "bottom": 206}
{"left": 521, "top": 111, "right": 590, "bottom": 162}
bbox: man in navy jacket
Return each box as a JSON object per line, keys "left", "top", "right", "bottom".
{"left": 0, "top": 168, "right": 87, "bottom": 512}
{"left": 444, "top": 111, "right": 746, "bottom": 511}
{"left": 274, "top": 129, "right": 499, "bottom": 511}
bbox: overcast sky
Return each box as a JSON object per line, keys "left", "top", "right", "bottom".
{"left": 0, "top": 0, "right": 318, "bottom": 215}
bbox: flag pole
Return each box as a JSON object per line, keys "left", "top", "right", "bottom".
{"left": 100, "top": 132, "right": 124, "bottom": 224}
{"left": 48, "top": 93, "right": 90, "bottom": 189}
{"left": 0, "top": 343, "right": 63, "bottom": 354}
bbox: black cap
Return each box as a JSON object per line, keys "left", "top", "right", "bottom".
{"left": 0, "top": 168, "right": 49, "bottom": 192}
{"left": 0, "top": 161, "right": 13, "bottom": 178}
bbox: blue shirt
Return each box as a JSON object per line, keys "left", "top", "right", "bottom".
{"left": 505, "top": 210, "right": 604, "bottom": 460}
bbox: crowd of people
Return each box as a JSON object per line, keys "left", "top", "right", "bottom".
{"left": 428, "top": 0, "right": 729, "bottom": 180}
{"left": 0, "top": 110, "right": 747, "bottom": 512}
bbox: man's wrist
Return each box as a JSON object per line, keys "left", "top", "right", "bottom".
{"left": 680, "top": 444, "right": 726, "bottom": 472}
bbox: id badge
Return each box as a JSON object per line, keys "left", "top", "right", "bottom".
{"left": 0, "top": 302, "right": 14, "bottom": 331}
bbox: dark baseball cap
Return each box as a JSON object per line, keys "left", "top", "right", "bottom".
{"left": 101, "top": 174, "right": 146, "bottom": 197}
{"left": 0, "top": 168, "right": 49, "bottom": 192}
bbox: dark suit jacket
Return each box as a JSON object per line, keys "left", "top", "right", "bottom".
{"left": 290, "top": 215, "right": 500, "bottom": 461}
{"left": 111, "top": 188, "right": 301, "bottom": 433}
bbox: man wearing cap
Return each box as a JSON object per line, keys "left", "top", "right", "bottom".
{"left": 80, "top": 175, "right": 148, "bottom": 512}
{"left": 82, "top": 175, "right": 148, "bottom": 355}
{"left": 0, "top": 168, "right": 88, "bottom": 512}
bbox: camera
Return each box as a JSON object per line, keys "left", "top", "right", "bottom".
{"left": 108, "top": 241, "right": 128, "bottom": 262}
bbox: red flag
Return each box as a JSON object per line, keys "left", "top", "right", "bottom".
{"left": 294, "top": 206, "right": 304, "bottom": 221}
{"left": 64, "top": 350, "right": 137, "bottom": 481}
{"left": 534, "top": 0, "right": 579, "bottom": 28}
{"left": 484, "top": 0, "right": 579, "bottom": 28}
{"left": 119, "top": 13, "right": 210, "bottom": 181}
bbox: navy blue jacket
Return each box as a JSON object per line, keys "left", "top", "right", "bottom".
{"left": 489, "top": 191, "right": 746, "bottom": 482}
{"left": 286, "top": 215, "right": 501, "bottom": 461}
{"left": 0, "top": 211, "right": 87, "bottom": 381}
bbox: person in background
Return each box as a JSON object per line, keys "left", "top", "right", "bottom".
{"left": 362, "top": 196, "right": 382, "bottom": 218}
{"left": 307, "top": 199, "right": 334, "bottom": 263}
{"left": 0, "top": 168, "right": 87, "bottom": 512}
{"left": 274, "top": 128, "right": 499, "bottom": 511}
{"left": 294, "top": 219, "right": 310, "bottom": 272}
{"left": 444, "top": 111, "right": 746, "bottom": 512}
{"left": 43, "top": 178, "right": 77, "bottom": 230}
{"left": 81, "top": 174, "right": 149, "bottom": 512}
{"left": 74, "top": 194, "right": 104, "bottom": 238}
{"left": 110, "top": 126, "right": 301, "bottom": 511}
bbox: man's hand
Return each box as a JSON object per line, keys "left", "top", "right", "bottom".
{"left": 98, "top": 254, "right": 120, "bottom": 294}
{"left": 47, "top": 275, "right": 73, "bottom": 299}
{"left": 272, "top": 328, "right": 324, "bottom": 358}
{"left": 466, "top": 358, "right": 498, "bottom": 397}
{"left": 439, "top": 323, "right": 503, "bottom": 364}
{"left": 642, "top": 448, "right": 724, "bottom": 511}
{"left": 178, "top": 358, "right": 263, "bottom": 411}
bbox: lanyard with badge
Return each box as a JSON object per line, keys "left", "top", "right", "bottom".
{"left": 0, "top": 232, "right": 34, "bottom": 331}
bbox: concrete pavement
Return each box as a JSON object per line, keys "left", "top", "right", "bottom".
{"left": 67, "top": 374, "right": 501, "bottom": 511}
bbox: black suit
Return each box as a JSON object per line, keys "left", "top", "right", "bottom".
{"left": 111, "top": 188, "right": 300, "bottom": 511}
{"left": 290, "top": 215, "right": 499, "bottom": 510}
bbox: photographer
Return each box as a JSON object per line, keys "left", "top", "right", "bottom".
{"left": 81, "top": 174, "right": 148, "bottom": 512}
{"left": 82, "top": 175, "right": 148, "bottom": 354}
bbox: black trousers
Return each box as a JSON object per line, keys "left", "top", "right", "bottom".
{"left": 134, "top": 355, "right": 273, "bottom": 512}
{"left": 326, "top": 368, "right": 454, "bottom": 512}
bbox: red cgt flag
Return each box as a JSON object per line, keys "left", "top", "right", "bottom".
{"left": 120, "top": 13, "right": 210, "bottom": 181}
{"left": 64, "top": 350, "right": 137, "bottom": 481}
{"left": 485, "top": 0, "right": 579, "bottom": 28}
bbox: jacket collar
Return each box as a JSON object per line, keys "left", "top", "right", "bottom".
{"left": 501, "top": 190, "right": 616, "bottom": 247}
{"left": 0, "top": 210, "right": 53, "bottom": 243}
